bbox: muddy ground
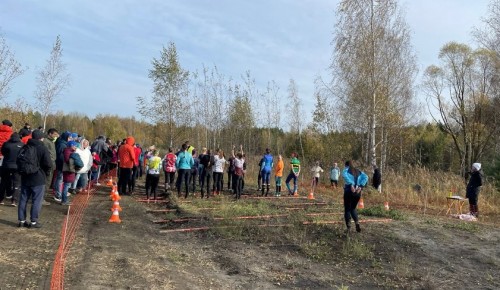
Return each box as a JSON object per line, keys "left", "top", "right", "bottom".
{"left": 0, "top": 179, "right": 499, "bottom": 290}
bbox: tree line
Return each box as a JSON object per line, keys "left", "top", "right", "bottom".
{"left": 1, "top": 0, "right": 500, "bottom": 187}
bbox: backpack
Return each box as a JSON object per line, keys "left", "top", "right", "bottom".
{"left": 17, "top": 145, "right": 40, "bottom": 175}
{"left": 71, "top": 153, "right": 84, "bottom": 171}
{"left": 164, "top": 153, "right": 176, "bottom": 172}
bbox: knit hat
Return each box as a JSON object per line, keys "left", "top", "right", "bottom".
{"left": 31, "top": 129, "right": 44, "bottom": 140}
{"left": 2, "top": 119, "right": 12, "bottom": 127}
{"left": 71, "top": 132, "right": 78, "bottom": 139}
{"left": 68, "top": 141, "right": 78, "bottom": 148}
{"left": 472, "top": 163, "right": 481, "bottom": 171}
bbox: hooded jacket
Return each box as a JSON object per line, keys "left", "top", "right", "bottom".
{"left": 0, "top": 124, "right": 13, "bottom": 157}
{"left": 1, "top": 133, "right": 24, "bottom": 169}
{"left": 55, "top": 131, "right": 71, "bottom": 171}
{"left": 118, "top": 136, "right": 136, "bottom": 168}
{"left": 19, "top": 139, "right": 52, "bottom": 187}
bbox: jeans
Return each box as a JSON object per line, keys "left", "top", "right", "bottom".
{"left": 18, "top": 184, "right": 45, "bottom": 222}
{"left": 213, "top": 172, "right": 223, "bottom": 192}
{"left": 285, "top": 172, "right": 298, "bottom": 194}
{"left": 261, "top": 169, "right": 271, "bottom": 185}
{"left": 234, "top": 175, "right": 243, "bottom": 199}
{"left": 62, "top": 182, "right": 71, "bottom": 203}
{"left": 72, "top": 172, "right": 89, "bottom": 190}
{"left": 53, "top": 170, "right": 63, "bottom": 199}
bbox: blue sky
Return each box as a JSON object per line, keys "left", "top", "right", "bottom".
{"left": 0, "top": 0, "right": 491, "bottom": 124}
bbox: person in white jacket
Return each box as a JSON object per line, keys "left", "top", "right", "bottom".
{"left": 71, "top": 139, "right": 93, "bottom": 193}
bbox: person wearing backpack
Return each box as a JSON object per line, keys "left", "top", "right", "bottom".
{"left": 60, "top": 141, "right": 83, "bottom": 205}
{"left": 17, "top": 130, "right": 52, "bottom": 228}
{"left": 162, "top": 147, "right": 177, "bottom": 192}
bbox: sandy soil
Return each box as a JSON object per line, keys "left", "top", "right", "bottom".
{"left": 1, "top": 180, "right": 499, "bottom": 290}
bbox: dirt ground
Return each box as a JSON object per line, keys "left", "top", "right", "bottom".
{"left": 0, "top": 179, "right": 499, "bottom": 290}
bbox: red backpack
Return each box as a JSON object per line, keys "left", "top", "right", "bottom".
{"left": 163, "top": 153, "right": 177, "bottom": 172}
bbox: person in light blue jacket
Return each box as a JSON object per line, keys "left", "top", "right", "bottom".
{"left": 175, "top": 143, "right": 195, "bottom": 199}
{"left": 342, "top": 160, "right": 368, "bottom": 233}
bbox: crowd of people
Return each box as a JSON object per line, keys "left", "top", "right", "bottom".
{"left": 0, "top": 118, "right": 484, "bottom": 232}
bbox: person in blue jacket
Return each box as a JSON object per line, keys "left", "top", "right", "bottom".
{"left": 260, "top": 148, "right": 273, "bottom": 196}
{"left": 175, "top": 143, "right": 195, "bottom": 199}
{"left": 342, "top": 160, "right": 368, "bottom": 233}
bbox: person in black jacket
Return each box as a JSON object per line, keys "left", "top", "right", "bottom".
{"left": 17, "top": 130, "right": 52, "bottom": 228}
{"left": 466, "top": 163, "right": 483, "bottom": 217}
{"left": 372, "top": 164, "right": 382, "bottom": 193}
{"left": 0, "top": 132, "right": 24, "bottom": 206}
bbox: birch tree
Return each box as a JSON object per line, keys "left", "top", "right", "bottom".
{"left": 34, "top": 35, "right": 70, "bottom": 131}
{"left": 0, "top": 32, "right": 25, "bottom": 102}
{"left": 137, "top": 42, "right": 189, "bottom": 147}
{"left": 286, "top": 79, "right": 305, "bottom": 163}
{"left": 423, "top": 42, "right": 500, "bottom": 177}
{"left": 330, "top": 0, "right": 417, "bottom": 167}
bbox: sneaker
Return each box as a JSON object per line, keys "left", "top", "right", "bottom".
{"left": 18, "top": 221, "right": 26, "bottom": 228}
{"left": 11, "top": 202, "right": 17, "bottom": 207}
{"left": 53, "top": 196, "right": 62, "bottom": 202}
{"left": 355, "top": 223, "right": 361, "bottom": 233}
{"left": 95, "top": 183, "right": 101, "bottom": 186}
{"left": 42, "top": 200, "right": 51, "bottom": 206}
{"left": 30, "top": 222, "right": 42, "bottom": 228}
{"left": 345, "top": 227, "right": 351, "bottom": 234}
{"left": 5, "top": 195, "right": 12, "bottom": 199}
{"left": 0, "top": 201, "right": 4, "bottom": 205}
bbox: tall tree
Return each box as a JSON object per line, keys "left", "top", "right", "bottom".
{"left": 34, "top": 35, "right": 70, "bottom": 131}
{"left": 423, "top": 42, "right": 500, "bottom": 177}
{"left": 286, "top": 79, "right": 305, "bottom": 163}
{"left": 137, "top": 42, "right": 189, "bottom": 147}
{"left": 0, "top": 32, "right": 25, "bottom": 102}
{"left": 330, "top": 0, "right": 417, "bottom": 167}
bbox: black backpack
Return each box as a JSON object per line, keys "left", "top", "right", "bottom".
{"left": 17, "top": 145, "right": 40, "bottom": 175}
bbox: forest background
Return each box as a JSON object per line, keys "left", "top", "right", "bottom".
{"left": 1, "top": 0, "right": 500, "bottom": 189}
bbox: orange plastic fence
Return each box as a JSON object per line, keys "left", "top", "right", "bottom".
{"left": 50, "top": 169, "right": 117, "bottom": 290}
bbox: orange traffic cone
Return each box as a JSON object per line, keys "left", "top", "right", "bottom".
{"left": 109, "top": 208, "right": 121, "bottom": 223}
{"left": 106, "top": 176, "right": 113, "bottom": 186}
{"left": 111, "top": 200, "right": 122, "bottom": 212}
{"left": 384, "top": 201, "right": 390, "bottom": 211}
{"left": 307, "top": 191, "right": 315, "bottom": 200}
{"left": 112, "top": 190, "right": 121, "bottom": 201}
{"left": 358, "top": 198, "right": 365, "bottom": 209}
{"left": 109, "top": 185, "right": 117, "bottom": 197}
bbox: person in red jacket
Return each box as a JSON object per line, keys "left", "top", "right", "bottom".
{"left": 0, "top": 119, "right": 14, "bottom": 161}
{"left": 117, "top": 136, "right": 136, "bottom": 195}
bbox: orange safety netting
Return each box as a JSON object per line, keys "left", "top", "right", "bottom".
{"left": 50, "top": 169, "right": 117, "bottom": 290}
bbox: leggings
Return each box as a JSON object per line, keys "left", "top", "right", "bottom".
{"left": 145, "top": 173, "right": 160, "bottom": 199}
{"left": 176, "top": 169, "right": 191, "bottom": 198}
